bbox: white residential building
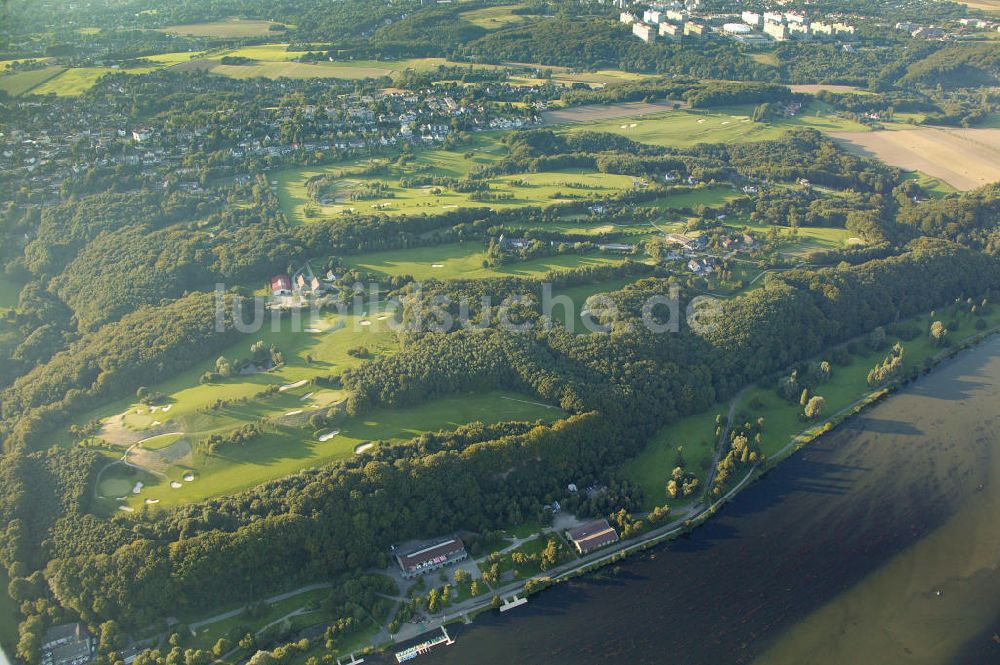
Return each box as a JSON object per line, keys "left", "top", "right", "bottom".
{"left": 742, "top": 10, "right": 762, "bottom": 27}
{"left": 643, "top": 9, "right": 663, "bottom": 24}
{"left": 633, "top": 21, "right": 657, "bottom": 41}
{"left": 763, "top": 20, "right": 790, "bottom": 40}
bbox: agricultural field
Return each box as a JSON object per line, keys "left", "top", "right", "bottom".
{"left": 157, "top": 18, "right": 290, "bottom": 37}
{"left": 831, "top": 126, "right": 1000, "bottom": 191}
{"left": 341, "top": 242, "right": 630, "bottom": 281}
{"left": 0, "top": 66, "right": 65, "bottom": 96}
{"left": 96, "top": 389, "right": 562, "bottom": 512}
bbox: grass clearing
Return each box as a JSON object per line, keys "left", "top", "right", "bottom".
{"left": 0, "top": 66, "right": 65, "bottom": 96}
{"left": 0, "top": 276, "right": 23, "bottom": 312}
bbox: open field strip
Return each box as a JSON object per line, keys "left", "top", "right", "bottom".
{"left": 831, "top": 126, "right": 1000, "bottom": 191}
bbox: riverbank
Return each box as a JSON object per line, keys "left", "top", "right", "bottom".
{"left": 354, "top": 307, "right": 1000, "bottom": 661}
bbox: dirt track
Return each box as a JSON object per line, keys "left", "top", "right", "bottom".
{"left": 830, "top": 127, "right": 1000, "bottom": 191}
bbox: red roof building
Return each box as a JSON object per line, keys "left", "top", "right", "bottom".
{"left": 567, "top": 519, "right": 620, "bottom": 554}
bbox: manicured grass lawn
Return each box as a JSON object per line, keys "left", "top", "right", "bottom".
{"left": 67, "top": 310, "right": 399, "bottom": 448}
{"left": 102, "top": 389, "right": 564, "bottom": 511}
{"left": 341, "top": 242, "right": 628, "bottom": 281}
{"left": 0, "top": 66, "right": 65, "bottom": 96}
{"left": 639, "top": 186, "right": 744, "bottom": 211}
{"left": 138, "top": 432, "right": 186, "bottom": 450}
{"left": 563, "top": 103, "right": 867, "bottom": 148}
{"left": 274, "top": 134, "right": 638, "bottom": 220}
{"left": 902, "top": 171, "right": 958, "bottom": 197}
{"left": 158, "top": 18, "right": 289, "bottom": 38}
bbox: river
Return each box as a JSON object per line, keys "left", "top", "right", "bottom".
{"left": 384, "top": 335, "right": 1000, "bottom": 664}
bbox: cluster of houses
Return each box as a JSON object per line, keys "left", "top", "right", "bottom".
{"left": 620, "top": 1, "right": 854, "bottom": 45}
{"left": 1, "top": 76, "right": 542, "bottom": 203}
{"left": 270, "top": 266, "right": 337, "bottom": 305}
{"left": 893, "top": 18, "right": 998, "bottom": 40}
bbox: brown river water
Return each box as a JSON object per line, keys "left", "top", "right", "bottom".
{"left": 380, "top": 335, "right": 1000, "bottom": 665}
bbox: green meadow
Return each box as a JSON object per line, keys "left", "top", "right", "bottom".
{"left": 0, "top": 567, "right": 17, "bottom": 651}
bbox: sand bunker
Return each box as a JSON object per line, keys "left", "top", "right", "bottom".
{"left": 150, "top": 420, "right": 161, "bottom": 426}
{"left": 431, "top": 263, "right": 444, "bottom": 268}
{"left": 360, "top": 320, "right": 372, "bottom": 326}
{"left": 279, "top": 379, "right": 308, "bottom": 391}
{"left": 118, "top": 506, "right": 134, "bottom": 513}
{"left": 170, "top": 481, "right": 183, "bottom": 489}
{"left": 132, "top": 482, "right": 144, "bottom": 494}
{"left": 376, "top": 315, "right": 389, "bottom": 321}
{"left": 697, "top": 119, "right": 706, "bottom": 124}
{"left": 300, "top": 392, "right": 313, "bottom": 401}
{"left": 317, "top": 429, "right": 340, "bottom": 442}
{"left": 285, "top": 409, "right": 303, "bottom": 416}
{"left": 161, "top": 404, "right": 172, "bottom": 412}
{"left": 305, "top": 327, "right": 321, "bottom": 333}
{"left": 183, "top": 473, "right": 195, "bottom": 482}
{"left": 354, "top": 442, "right": 374, "bottom": 454}
{"left": 145, "top": 498, "right": 160, "bottom": 505}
